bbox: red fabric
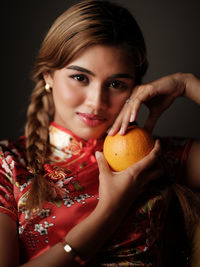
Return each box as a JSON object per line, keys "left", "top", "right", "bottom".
{"left": 0, "top": 124, "right": 193, "bottom": 265}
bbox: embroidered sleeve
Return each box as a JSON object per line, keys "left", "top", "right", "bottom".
{"left": 0, "top": 143, "right": 18, "bottom": 221}
{"left": 160, "top": 137, "right": 193, "bottom": 183}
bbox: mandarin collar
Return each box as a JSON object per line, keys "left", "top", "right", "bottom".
{"left": 49, "top": 122, "right": 103, "bottom": 157}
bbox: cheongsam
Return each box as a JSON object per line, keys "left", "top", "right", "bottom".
{"left": 0, "top": 122, "right": 192, "bottom": 266}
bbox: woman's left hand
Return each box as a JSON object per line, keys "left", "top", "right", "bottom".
{"left": 109, "top": 73, "right": 186, "bottom": 135}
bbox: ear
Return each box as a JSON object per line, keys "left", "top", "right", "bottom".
{"left": 43, "top": 71, "right": 54, "bottom": 88}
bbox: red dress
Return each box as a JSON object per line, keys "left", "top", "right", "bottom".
{"left": 0, "top": 122, "right": 192, "bottom": 266}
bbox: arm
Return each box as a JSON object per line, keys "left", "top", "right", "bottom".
{"left": 0, "top": 141, "right": 161, "bottom": 267}
{"left": 0, "top": 213, "right": 19, "bottom": 266}
{"left": 183, "top": 73, "right": 200, "bottom": 104}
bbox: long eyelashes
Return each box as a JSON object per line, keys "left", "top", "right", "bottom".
{"left": 69, "top": 74, "right": 128, "bottom": 90}
{"left": 70, "top": 74, "right": 89, "bottom": 83}
{"left": 108, "top": 80, "right": 128, "bottom": 90}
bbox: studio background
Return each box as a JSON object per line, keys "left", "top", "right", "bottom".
{"left": 2, "top": 0, "right": 200, "bottom": 141}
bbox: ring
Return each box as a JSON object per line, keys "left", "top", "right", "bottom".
{"left": 125, "top": 98, "right": 134, "bottom": 104}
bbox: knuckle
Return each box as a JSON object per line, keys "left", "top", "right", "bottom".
{"left": 150, "top": 149, "right": 159, "bottom": 159}
{"left": 121, "top": 121, "right": 129, "bottom": 129}
{"left": 147, "top": 83, "right": 155, "bottom": 91}
{"left": 112, "top": 121, "right": 120, "bottom": 130}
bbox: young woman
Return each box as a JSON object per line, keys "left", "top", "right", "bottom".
{"left": 0, "top": 0, "right": 199, "bottom": 266}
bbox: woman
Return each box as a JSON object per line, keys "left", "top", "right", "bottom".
{"left": 0, "top": 0, "right": 199, "bottom": 266}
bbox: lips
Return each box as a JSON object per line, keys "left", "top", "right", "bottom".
{"left": 77, "top": 112, "right": 106, "bottom": 127}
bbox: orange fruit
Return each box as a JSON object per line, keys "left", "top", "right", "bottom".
{"left": 103, "top": 125, "right": 154, "bottom": 171}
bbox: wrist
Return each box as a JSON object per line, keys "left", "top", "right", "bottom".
{"left": 174, "top": 72, "right": 198, "bottom": 100}
{"left": 61, "top": 239, "right": 87, "bottom": 266}
{"left": 173, "top": 72, "right": 187, "bottom": 97}
{"left": 64, "top": 199, "right": 129, "bottom": 260}
{"left": 96, "top": 192, "right": 135, "bottom": 219}
{"left": 181, "top": 73, "right": 200, "bottom": 104}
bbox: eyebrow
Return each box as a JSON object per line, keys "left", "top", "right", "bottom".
{"left": 66, "top": 65, "right": 94, "bottom": 76}
{"left": 110, "top": 73, "right": 134, "bottom": 79}
{"left": 66, "top": 65, "right": 134, "bottom": 80}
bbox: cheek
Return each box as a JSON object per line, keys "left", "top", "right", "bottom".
{"left": 109, "top": 92, "right": 131, "bottom": 115}
{"left": 53, "top": 82, "right": 83, "bottom": 107}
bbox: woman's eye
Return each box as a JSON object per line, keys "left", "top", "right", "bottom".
{"left": 109, "top": 80, "right": 127, "bottom": 90}
{"left": 70, "top": 74, "right": 88, "bottom": 83}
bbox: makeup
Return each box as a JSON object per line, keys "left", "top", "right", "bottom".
{"left": 77, "top": 112, "right": 105, "bottom": 127}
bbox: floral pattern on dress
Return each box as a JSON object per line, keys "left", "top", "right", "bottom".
{"left": 0, "top": 122, "right": 193, "bottom": 265}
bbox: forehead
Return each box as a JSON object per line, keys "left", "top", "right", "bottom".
{"left": 67, "top": 45, "right": 135, "bottom": 74}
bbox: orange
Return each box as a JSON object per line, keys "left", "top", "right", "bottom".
{"left": 103, "top": 125, "right": 154, "bottom": 171}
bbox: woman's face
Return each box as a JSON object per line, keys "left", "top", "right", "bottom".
{"left": 44, "top": 45, "right": 135, "bottom": 140}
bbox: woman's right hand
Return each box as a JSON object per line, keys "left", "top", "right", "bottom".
{"left": 96, "top": 139, "right": 162, "bottom": 212}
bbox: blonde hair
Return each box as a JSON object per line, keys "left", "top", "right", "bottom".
{"left": 25, "top": 0, "right": 148, "bottom": 209}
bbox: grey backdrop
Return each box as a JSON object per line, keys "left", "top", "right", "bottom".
{"left": 2, "top": 0, "right": 200, "bottom": 140}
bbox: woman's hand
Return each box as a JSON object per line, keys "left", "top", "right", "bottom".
{"left": 109, "top": 73, "right": 187, "bottom": 135}
{"left": 96, "top": 139, "right": 162, "bottom": 212}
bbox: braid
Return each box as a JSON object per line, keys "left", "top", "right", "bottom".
{"left": 22, "top": 0, "right": 149, "bottom": 210}
{"left": 25, "top": 79, "right": 55, "bottom": 210}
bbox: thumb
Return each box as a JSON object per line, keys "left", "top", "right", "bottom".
{"left": 95, "top": 151, "right": 111, "bottom": 174}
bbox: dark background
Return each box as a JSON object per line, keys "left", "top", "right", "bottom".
{"left": 2, "top": 0, "right": 200, "bottom": 140}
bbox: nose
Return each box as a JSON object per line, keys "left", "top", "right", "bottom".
{"left": 85, "top": 83, "right": 108, "bottom": 111}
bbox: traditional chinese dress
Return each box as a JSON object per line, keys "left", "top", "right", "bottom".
{"left": 0, "top": 122, "right": 192, "bottom": 266}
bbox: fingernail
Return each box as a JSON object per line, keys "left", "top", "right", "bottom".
{"left": 119, "top": 127, "right": 125, "bottom": 135}
{"left": 95, "top": 151, "right": 101, "bottom": 159}
{"left": 108, "top": 129, "right": 114, "bottom": 135}
{"left": 130, "top": 113, "right": 135, "bottom": 122}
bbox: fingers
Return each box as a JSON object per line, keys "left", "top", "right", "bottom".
{"left": 108, "top": 106, "right": 132, "bottom": 136}
{"left": 109, "top": 77, "right": 181, "bottom": 137}
{"left": 108, "top": 84, "right": 157, "bottom": 136}
{"left": 108, "top": 97, "right": 141, "bottom": 136}
{"left": 142, "top": 139, "right": 161, "bottom": 167}
{"left": 126, "top": 139, "right": 161, "bottom": 177}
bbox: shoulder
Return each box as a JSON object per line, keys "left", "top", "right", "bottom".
{"left": 0, "top": 136, "right": 26, "bottom": 161}
{"left": 0, "top": 136, "right": 27, "bottom": 182}
{"left": 0, "top": 137, "right": 27, "bottom": 221}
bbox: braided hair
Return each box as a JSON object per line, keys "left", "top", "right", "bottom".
{"left": 24, "top": 0, "right": 148, "bottom": 210}
{"left": 25, "top": 79, "right": 54, "bottom": 209}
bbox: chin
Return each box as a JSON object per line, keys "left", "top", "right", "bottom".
{"left": 78, "top": 128, "right": 106, "bottom": 141}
